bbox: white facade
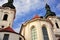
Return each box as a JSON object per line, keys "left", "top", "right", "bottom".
{"left": 47, "top": 16, "right": 60, "bottom": 40}
{"left": 0, "top": 7, "right": 25, "bottom": 40}
{"left": 20, "top": 17, "right": 57, "bottom": 40}
{"left": 0, "top": 32, "right": 24, "bottom": 40}
{"left": 0, "top": 7, "right": 15, "bottom": 29}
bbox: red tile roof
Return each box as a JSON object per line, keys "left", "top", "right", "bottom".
{"left": 0, "top": 26, "right": 16, "bottom": 33}
{"left": 32, "top": 14, "right": 40, "bottom": 19}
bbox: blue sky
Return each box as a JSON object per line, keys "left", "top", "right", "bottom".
{"left": 0, "top": 0, "right": 60, "bottom": 33}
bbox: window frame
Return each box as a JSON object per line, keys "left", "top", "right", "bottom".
{"left": 42, "top": 26, "right": 49, "bottom": 40}
{"left": 3, "top": 34, "right": 9, "bottom": 40}
{"left": 3, "top": 14, "right": 8, "bottom": 21}
{"left": 31, "top": 26, "right": 37, "bottom": 40}
{"left": 55, "top": 22, "right": 59, "bottom": 28}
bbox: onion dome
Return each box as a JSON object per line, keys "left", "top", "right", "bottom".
{"left": 2, "top": 0, "right": 15, "bottom": 9}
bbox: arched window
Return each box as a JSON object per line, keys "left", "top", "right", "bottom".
{"left": 55, "top": 22, "right": 59, "bottom": 28}
{"left": 42, "top": 27, "right": 49, "bottom": 40}
{"left": 3, "top": 14, "right": 8, "bottom": 21}
{"left": 31, "top": 26, "right": 37, "bottom": 40}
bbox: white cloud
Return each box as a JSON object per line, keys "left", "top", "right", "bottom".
{"left": 13, "top": 24, "right": 22, "bottom": 33}
{"left": 14, "top": 0, "right": 56, "bottom": 16}
{"left": 14, "top": 0, "right": 45, "bottom": 16}
{"left": 57, "top": 15, "right": 60, "bottom": 17}
{"left": 13, "top": 27, "right": 20, "bottom": 33}
{"left": 44, "top": 0, "right": 56, "bottom": 4}
{"left": 13, "top": 21, "right": 25, "bottom": 33}
{"left": 0, "top": 0, "right": 7, "bottom": 6}
{"left": 56, "top": 3, "right": 60, "bottom": 10}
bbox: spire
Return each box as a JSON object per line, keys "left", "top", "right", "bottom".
{"left": 45, "top": 4, "right": 50, "bottom": 11}
{"left": 45, "top": 4, "right": 56, "bottom": 18}
{"left": 2, "top": 0, "right": 15, "bottom": 9}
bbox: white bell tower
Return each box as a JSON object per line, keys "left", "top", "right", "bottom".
{"left": 0, "top": 7, "right": 16, "bottom": 29}
{"left": 0, "top": 0, "right": 16, "bottom": 29}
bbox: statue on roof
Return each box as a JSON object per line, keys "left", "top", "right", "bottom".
{"left": 45, "top": 4, "right": 56, "bottom": 18}
{"left": 2, "top": 0, "right": 15, "bottom": 9}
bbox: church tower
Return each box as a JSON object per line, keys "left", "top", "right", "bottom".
{"left": 0, "top": 0, "right": 16, "bottom": 29}
{"left": 45, "top": 4, "right": 60, "bottom": 40}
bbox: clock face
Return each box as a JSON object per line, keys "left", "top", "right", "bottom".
{"left": 0, "top": 0, "right": 7, "bottom": 6}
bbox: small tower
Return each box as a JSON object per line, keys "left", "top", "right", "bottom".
{"left": 45, "top": 4, "right": 56, "bottom": 18}
{"left": 0, "top": 0, "right": 16, "bottom": 29}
